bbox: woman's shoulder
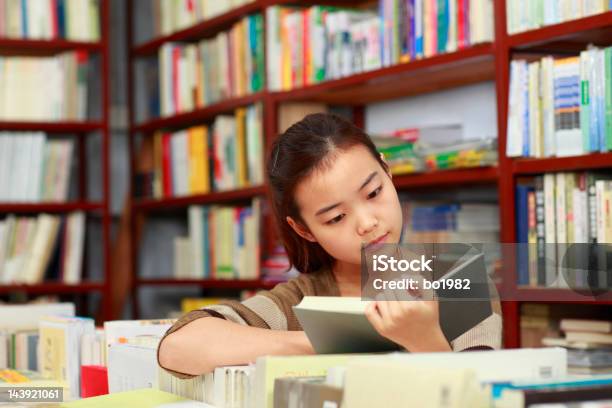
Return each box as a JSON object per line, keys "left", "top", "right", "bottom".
{"left": 268, "top": 267, "right": 337, "bottom": 298}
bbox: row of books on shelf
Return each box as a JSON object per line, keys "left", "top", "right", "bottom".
{"left": 266, "top": 0, "right": 493, "bottom": 92}
{"left": 516, "top": 172, "right": 612, "bottom": 288}
{"left": 156, "top": 13, "right": 264, "bottom": 117}
{"left": 0, "top": 212, "right": 85, "bottom": 285}
{"left": 173, "top": 201, "right": 261, "bottom": 280}
{"left": 0, "top": 0, "right": 100, "bottom": 41}
{"left": 150, "top": 0, "right": 254, "bottom": 38}
{"left": 136, "top": 104, "right": 263, "bottom": 199}
{"left": 372, "top": 124, "right": 497, "bottom": 174}
{"left": 0, "top": 133, "right": 73, "bottom": 203}
{"left": 506, "top": 48, "right": 612, "bottom": 159}
{"left": 0, "top": 51, "right": 89, "bottom": 122}
{"left": 506, "top": 0, "right": 612, "bottom": 34}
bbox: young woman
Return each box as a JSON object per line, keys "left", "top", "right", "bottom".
{"left": 157, "top": 113, "right": 502, "bottom": 378}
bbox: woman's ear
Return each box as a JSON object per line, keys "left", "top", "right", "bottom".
{"left": 379, "top": 152, "right": 392, "bottom": 179}
{"left": 286, "top": 216, "right": 317, "bottom": 243}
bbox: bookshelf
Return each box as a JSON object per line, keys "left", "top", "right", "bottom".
{"left": 127, "top": 0, "right": 612, "bottom": 347}
{"left": 0, "top": 1, "right": 112, "bottom": 322}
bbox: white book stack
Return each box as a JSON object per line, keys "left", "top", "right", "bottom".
{"left": 38, "top": 315, "right": 95, "bottom": 399}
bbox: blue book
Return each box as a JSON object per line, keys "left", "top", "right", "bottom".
{"left": 21, "top": 0, "right": 28, "bottom": 37}
{"left": 515, "top": 185, "right": 533, "bottom": 285}
{"left": 491, "top": 375, "right": 612, "bottom": 399}
{"left": 415, "top": 0, "right": 423, "bottom": 57}
{"left": 57, "top": 0, "right": 66, "bottom": 38}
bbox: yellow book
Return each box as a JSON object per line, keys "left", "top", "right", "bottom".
{"left": 235, "top": 108, "right": 248, "bottom": 188}
{"left": 188, "top": 126, "right": 209, "bottom": 195}
{"left": 181, "top": 297, "right": 222, "bottom": 313}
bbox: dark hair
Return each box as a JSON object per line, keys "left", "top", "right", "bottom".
{"left": 266, "top": 113, "right": 388, "bottom": 274}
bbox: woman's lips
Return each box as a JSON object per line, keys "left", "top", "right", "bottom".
{"left": 366, "top": 232, "right": 389, "bottom": 249}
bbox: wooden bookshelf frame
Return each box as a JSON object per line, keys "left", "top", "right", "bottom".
{"left": 127, "top": 0, "right": 612, "bottom": 346}
{"left": 0, "top": 1, "right": 113, "bottom": 323}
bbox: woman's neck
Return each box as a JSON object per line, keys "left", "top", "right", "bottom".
{"left": 332, "top": 261, "right": 362, "bottom": 297}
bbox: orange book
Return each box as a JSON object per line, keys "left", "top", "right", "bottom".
{"left": 235, "top": 108, "right": 248, "bottom": 188}
{"left": 188, "top": 126, "right": 209, "bottom": 195}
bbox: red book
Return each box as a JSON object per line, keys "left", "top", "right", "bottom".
{"left": 50, "top": 0, "right": 59, "bottom": 38}
{"left": 81, "top": 365, "right": 108, "bottom": 398}
{"left": 161, "top": 133, "right": 173, "bottom": 197}
{"left": 172, "top": 46, "right": 181, "bottom": 113}
{"left": 457, "top": 0, "right": 466, "bottom": 49}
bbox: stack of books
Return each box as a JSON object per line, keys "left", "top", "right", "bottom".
{"left": 0, "top": 211, "right": 86, "bottom": 285}
{"left": 506, "top": 0, "right": 612, "bottom": 34}
{"left": 156, "top": 14, "right": 264, "bottom": 117}
{"left": 0, "top": 134, "right": 73, "bottom": 202}
{"left": 506, "top": 48, "right": 612, "bottom": 158}
{"left": 372, "top": 125, "right": 497, "bottom": 175}
{"left": 515, "top": 172, "right": 612, "bottom": 288}
{"left": 0, "top": 52, "right": 90, "bottom": 121}
{"left": 266, "top": 0, "right": 494, "bottom": 91}
{"left": 543, "top": 318, "right": 612, "bottom": 375}
{"left": 172, "top": 200, "right": 261, "bottom": 280}
{"left": 137, "top": 105, "right": 264, "bottom": 199}
{"left": 0, "top": 0, "right": 100, "bottom": 41}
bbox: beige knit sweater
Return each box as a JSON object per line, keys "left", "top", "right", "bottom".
{"left": 157, "top": 267, "right": 503, "bottom": 379}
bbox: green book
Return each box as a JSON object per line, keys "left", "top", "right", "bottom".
{"left": 580, "top": 50, "right": 591, "bottom": 152}
{"left": 605, "top": 47, "right": 612, "bottom": 151}
{"left": 60, "top": 388, "right": 206, "bottom": 408}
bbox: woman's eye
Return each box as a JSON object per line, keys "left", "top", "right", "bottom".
{"left": 368, "top": 186, "right": 383, "bottom": 199}
{"left": 326, "top": 214, "right": 344, "bottom": 225}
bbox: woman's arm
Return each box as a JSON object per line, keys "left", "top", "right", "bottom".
{"left": 158, "top": 317, "right": 315, "bottom": 376}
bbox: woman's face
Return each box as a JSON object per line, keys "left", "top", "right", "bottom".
{"left": 287, "top": 144, "right": 403, "bottom": 266}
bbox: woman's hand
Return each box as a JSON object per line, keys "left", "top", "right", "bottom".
{"left": 364, "top": 291, "right": 451, "bottom": 352}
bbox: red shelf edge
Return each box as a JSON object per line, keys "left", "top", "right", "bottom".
{"left": 512, "top": 152, "right": 612, "bottom": 174}
{"left": 0, "top": 282, "right": 105, "bottom": 294}
{"left": 133, "top": 185, "right": 267, "bottom": 211}
{"left": 0, "top": 38, "right": 103, "bottom": 53}
{"left": 137, "top": 278, "right": 277, "bottom": 290}
{"left": 132, "top": 92, "right": 265, "bottom": 133}
{"left": 507, "top": 11, "right": 612, "bottom": 49}
{"left": 0, "top": 121, "right": 104, "bottom": 132}
{"left": 393, "top": 166, "right": 499, "bottom": 189}
{"left": 0, "top": 202, "right": 105, "bottom": 213}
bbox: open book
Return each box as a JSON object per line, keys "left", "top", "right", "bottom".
{"left": 293, "top": 252, "right": 493, "bottom": 354}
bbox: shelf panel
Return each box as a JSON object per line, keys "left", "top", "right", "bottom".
{"left": 133, "top": 185, "right": 267, "bottom": 211}
{"left": 132, "top": 92, "right": 264, "bottom": 133}
{"left": 0, "top": 121, "right": 104, "bottom": 132}
{"left": 0, "top": 202, "right": 104, "bottom": 213}
{"left": 271, "top": 44, "right": 495, "bottom": 105}
{"left": 512, "top": 153, "right": 612, "bottom": 175}
{"left": 137, "top": 278, "right": 277, "bottom": 290}
{"left": 0, "top": 282, "right": 105, "bottom": 295}
{"left": 0, "top": 38, "right": 103, "bottom": 56}
{"left": 132, "top": 1, "right": 265, "bottom": 56}
{"left": 508, "top": 11, "right": 612, "bottom": 52}
{"left": 392, "top": 166, "right": 499, "bottom": 189}
{"left": 514, "top": 288, "right": 612, "bottom": 304}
